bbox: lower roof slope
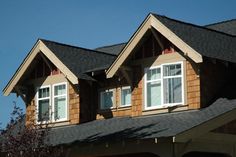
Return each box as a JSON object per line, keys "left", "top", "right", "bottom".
{"left": 41, "top": 39, "right": 117, "bottom": 80}
{"left": 47, "top": 98, "right": 236, "bottom": 146}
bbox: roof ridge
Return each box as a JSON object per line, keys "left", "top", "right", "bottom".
{"left": 40, "top": 38, "right": 117, "bottom": 57}
{"left": 95, "top": 42, "right": 127, "bottom": 50}
{"left": 205, "top": 18, "right": 236, "bottom": 27}
{"left": 152, "top": 13, "right": 236, "bottom": 38}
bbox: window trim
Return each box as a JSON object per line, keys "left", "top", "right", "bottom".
{"left": 120, "top": 86, "right": 132, "bottom": 107}
{"left": 100, "top": 89, "right": 115, "bottom": 110}
{"left": 52, "top": 82, "right": 68, "bottom": 122}
{"left": 36, "top": 82, "right": 68, "bottom": 123}
{"left": 144, "top": 61, "right": 184, "bottom": 110}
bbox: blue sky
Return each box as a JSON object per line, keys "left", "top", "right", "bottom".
{"left": 0, "top": 0, "right": 236, "bottom": 128}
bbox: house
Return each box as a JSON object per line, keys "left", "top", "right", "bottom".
{"left": 2, "top": 13, "right": 236, "bottom": 157}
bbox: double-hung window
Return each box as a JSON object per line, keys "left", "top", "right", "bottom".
{"left": 37, "top": 86, "right": 50, "bottom": 122}
{"left": 100, "top": 89, "right": 114, "bottom": 109}
{"left": 121, "top": 86, "right": 131, "bottom": 107}
{"left": 53, "top": 83, "right": 67, "bottom": 121}
{"left": 36, "top": 82, "right": 67, "bottom": 123}
{"left": 163, "top": 63, "right": 183, "bottom": 105}
{"left": 145, "top": 67, "right": 162, "bottom": 109}
{"left": 145, "top": 62, "right": 184, "bottom": 110}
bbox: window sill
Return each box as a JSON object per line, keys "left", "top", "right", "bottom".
{"left": 98, "top": 106, "right": 131, "bottom": 113}
{"left": 117, "top": 105, "right": 131, "bottom": 111}
{"left": 36, "top": 120, "right": 70, "bottom": 127}
{"left": 144, "top": 103, "right": 184, "bottom": 111}
{"left": 142, "top": 104, "right": 188, "bottom": 115}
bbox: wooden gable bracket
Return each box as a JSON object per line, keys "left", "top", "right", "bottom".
{"left": 150, "top": 27, "right": 164, "bottom": 50}
{"left": 15, "top": 86, "right": 27, "bottom": 104}
{"left": 39, "top": 52, "right": 53, "bottom": 72}
{"left": 120, "top": 66, "right": 132, "bottom": 85}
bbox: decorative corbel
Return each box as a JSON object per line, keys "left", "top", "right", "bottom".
{"left": 151, "top": 27, "right": 164, "bottom": 50}
{"left": 15, "top": 86, "right": 27, "bottom": 104}
{"left": 120, "top": 66, "right": 132, "bottom": 85}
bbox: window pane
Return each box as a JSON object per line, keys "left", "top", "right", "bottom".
{"left": 164, "top": 64, "right": 181, "bottom": 76}
{"left": 147, "top": 68, "right": 161, "bottom": 81}
{"left": 121, "top": 88, "right": 131, "bottom": 106}
{"left": 147, "top": 81, "right": 161, "bottom": 107}
{"left": 101, "top": 91, "right": 113, "bottom": 109}
{"left": 38, "top": 99, "right": 50, "bottom": 121}
{"left": 54, "top": 96, "right": 66, "bottom": 120}
{"left": 163, "top": 77, "right": 182, "bottom": 104}
{"left": 39, "top": 87, "right": 49, "bottom": 98}
{"left": 54, "top": 84, "right": 66, "bottom": 96}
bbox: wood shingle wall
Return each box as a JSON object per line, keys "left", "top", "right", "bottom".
{"left": 186, "top": 61, "right": 201, "bottom": 109}
{"left": 69, "top": 83, "right": 80, "bottom": 124}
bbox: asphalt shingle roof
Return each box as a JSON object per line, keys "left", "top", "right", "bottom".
{"left": 95, "top": 43, "right": 126, "bottom": 56}
{"left": 153, "top": 14, "right": 236, "bottom": 63}
{"left": 47, "top": 98, "right": 236, "bottom": 146}
{"left": 206, "top": 19, "right": 236, "bottom": 36}
{"left": 41, "top": 39, "right": 117, "bottom": 80}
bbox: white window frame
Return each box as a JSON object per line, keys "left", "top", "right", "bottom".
{"left": 52, "top": 82, "right": 68, "bottom": 122}
{"left": 36, "top": 85, "right": 51, "bottom": 123}
{"left": 36, "top": 82, "right": 68, "bottom": 123}
{"left": 100, "top": 89, "right": 115, "bottom": 110}
{"left": 144, "top": 61, "right": 184, "bottom": 110}
{"left": 120, "top": 86, "right": 131, "bottom": 107}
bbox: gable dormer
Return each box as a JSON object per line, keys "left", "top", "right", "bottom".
{"left": 3, "top": 40, "right": 80, "bottom": 126}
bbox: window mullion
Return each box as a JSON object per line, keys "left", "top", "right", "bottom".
{"left": 181, "top": 62, "right": 184, "bottom": 105}
{"left": 38, "top": 97, "right": 50, "bottom": 101}
{"left": 51, "top": 85, "right": 53, "bottom": 122}
{"left": 161, "top": 65, "right": 164, "bottom": 106}
{"left": 144, "top": 70, "right": 147, "bottom": 109}
{"left": 163, "top": 75, "right": 181, "bottom": 79}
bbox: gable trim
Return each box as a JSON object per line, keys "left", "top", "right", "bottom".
{"left": 3, "top": 40, "right": 78, "bottom": 96}
{"left": 150, "top": 14, "right": 203, "bottom": 63}
{"left": 106, "top": 14, "right": 203, "bottom": 78}
{"left": 39, "top": 41, "right": 78, "bottom": 84}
